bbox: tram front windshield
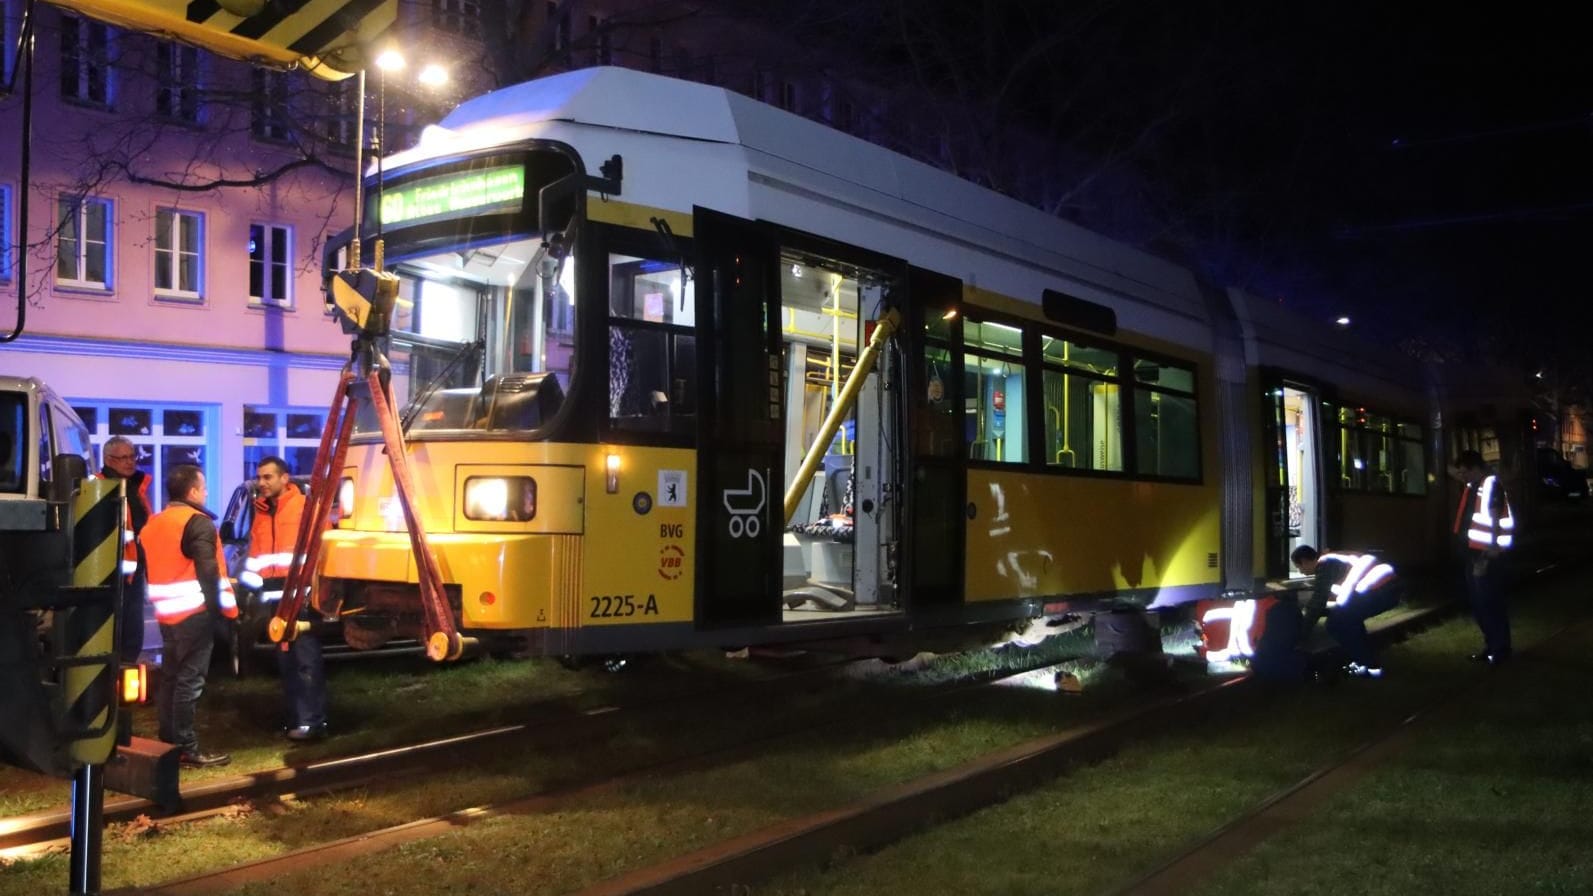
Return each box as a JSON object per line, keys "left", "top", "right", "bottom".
{"left": 357, "top": 234, "right": 578, "bottom": 437}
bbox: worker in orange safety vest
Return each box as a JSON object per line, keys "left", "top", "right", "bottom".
{"left": 1449, "top": 449, "right": 1515, "bottom": 665}
{"left": 143, "top": 464, "right": 236, "bottom": 768}
{"left": 239, "top": 456, "right": 328, "bottom": 742}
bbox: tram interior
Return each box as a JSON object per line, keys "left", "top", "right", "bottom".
{"left": 777, "top": 249, "right": 901, "bottom": 620}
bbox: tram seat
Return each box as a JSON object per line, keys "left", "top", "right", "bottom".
{"left": 477, "top": 373, "right": 564, "bottom": 430}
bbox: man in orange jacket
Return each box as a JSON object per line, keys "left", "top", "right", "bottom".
{"left": 240, "top": 456, "right": 328, "bottom": 741}
{"left": 145, "top": 464, "right": 236, "bottom": 768}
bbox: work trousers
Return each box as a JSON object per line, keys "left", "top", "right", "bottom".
{"left": 277, "top": 626, "right": 328, "bottom": 729}
{"left": 1465, "top": 554, "right": 1512, "bottom": 658}
{"left": 1324, "top": 583, "right": 1402, "bottom": 667}
{"left": 118, "top": 568, "right": 148, "bottom": 663}
{"left": 157, "top": 611, "right": 214, "bottom": 754}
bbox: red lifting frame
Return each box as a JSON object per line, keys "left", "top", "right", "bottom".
{"left": 271, "top": 357, "right": 462, "bottom": 662}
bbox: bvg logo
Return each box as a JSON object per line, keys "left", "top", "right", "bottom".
{"left": 658, "top": 544, "right": 685, "bottom": 580}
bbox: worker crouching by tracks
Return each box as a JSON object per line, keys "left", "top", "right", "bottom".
{"left": 1290, "top": 545, "right": 1404, "bottom": 678}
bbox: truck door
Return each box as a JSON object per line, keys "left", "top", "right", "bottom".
{"left": 693, "top": 208, "right": 782, "bottom": 628}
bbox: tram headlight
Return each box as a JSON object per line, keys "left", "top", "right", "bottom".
{"left": 337, "top": 478, "right": 355, "bottom": 523}
{"left": 464, "top": 476, "right": 537, "bottom": 522}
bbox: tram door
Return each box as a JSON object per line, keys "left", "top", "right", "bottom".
{"left": 1264, "top": 382, "right": 1324, "bottom": 577}
{"left": 693, "top": 208, "right": 783, "bottom": 628}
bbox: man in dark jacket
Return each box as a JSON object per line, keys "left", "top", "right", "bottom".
{"left": 98, "top": 436, "right": 154, "bottom": 662}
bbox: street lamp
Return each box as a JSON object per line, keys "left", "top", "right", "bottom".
{"left": 367, "top": 49, "right": 449, "bottom": 252}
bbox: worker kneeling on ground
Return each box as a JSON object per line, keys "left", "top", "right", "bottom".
{"left": 1290, "top": 545, "right": 1403, "bottom": 678}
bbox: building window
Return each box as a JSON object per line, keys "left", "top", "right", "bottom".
{"left": 779, "top": 80, "right": 798, "bottom": 113}
{"left": 432, "top": 0, "right": 480, "bottom": 37}
{"left": 242, "top": 406, "right": 327, "bottom": 482}
{"left": 0, "top": 185, "right": 11, "bottom": 284}
{"left": 589, "top": 15, "right": 611, "bottom": 65}
{"left": 154, "top": 208, "right": 202, "bottom": 300}
{"left": 249, "top": 223, "right": 291, "bottom": 308}
{"left": 155, "top": 42, "right": 200, "bottom": 122}
{"left": 60, "top": 15, "right": 111, "bottom": 106}
{"left": 549, "top": 1, "right": 570, "bottom": 54}
{"left": 73, "top": 402, "right": 213, "bottom": 512}
{"left": 251, "top": 69, "right": 290, "bottom": 142}
{"left": 56, "top": 195, "right": 112, "bottom": 290}
{"left": 324, "top": 78, "right": 358, "bottom": 153}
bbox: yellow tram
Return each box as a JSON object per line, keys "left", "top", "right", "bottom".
{"left": 314, "top": 67, "right": 1507, "bottom": 659}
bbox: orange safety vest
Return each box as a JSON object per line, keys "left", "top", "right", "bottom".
{"left": 144, "top": 502, "right": 238, "bottom": 624}
{"left": 93, "top": 471, "right": 152, "bottom": 578}
{"left": 241, "top": 482, "right": 306, "bottom": 593}
{"left": 1465, "top": 475, "right": 1515, "bottom": 552}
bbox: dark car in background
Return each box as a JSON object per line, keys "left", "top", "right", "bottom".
{"left": 1536, "top": 448, "right": 1588, "bottom": 501}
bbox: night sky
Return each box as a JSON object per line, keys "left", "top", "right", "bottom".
{"left": 1066, "top": 5, "right": 1591, "bottom": 364}
{"left": 834, "top": 3, "right": 1591, "bottom": 370}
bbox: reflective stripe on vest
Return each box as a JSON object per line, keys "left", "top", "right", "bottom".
{"left": 1467, "top": 475, "right": 1515, "bottom": 550}
{"left": 1317, "top": 551, "right": 1395, "bottom": 607}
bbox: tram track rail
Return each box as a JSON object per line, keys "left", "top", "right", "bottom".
{"left": 100, "top": 646, "right": 1122, "bottom": 895}
{"left": 1, "top": 641, "right": 1084, "bottom": 860}
{"left": 12, "top": 565, "right": 1556, "bottom": 892}
{"left": 0, "top": 655, "right": 860, "bottom": 856}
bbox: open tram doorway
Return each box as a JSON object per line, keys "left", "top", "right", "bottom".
{"left": 1266, "top": 383, "right": 1324, "bottom": 577}
{"left": 777, "top": 246, "right": 905, "bottom": 622}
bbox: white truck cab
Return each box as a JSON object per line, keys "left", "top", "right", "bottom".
{"left": 0, "top": 375, "right": 93, "bottom": 528}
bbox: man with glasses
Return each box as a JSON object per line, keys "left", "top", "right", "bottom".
{"left": 98, "top": 436, "right": 154, "bottom": 662}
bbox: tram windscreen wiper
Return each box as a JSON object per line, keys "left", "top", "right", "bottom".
{"left": 400, "top": 338, "right": 486, "bottom": 435}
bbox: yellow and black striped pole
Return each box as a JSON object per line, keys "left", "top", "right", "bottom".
{"left": 61, "top": 477, "right": 124, "bottom": 765}
{"left": 62, "top": 476, "right": 125, "bottom": 896}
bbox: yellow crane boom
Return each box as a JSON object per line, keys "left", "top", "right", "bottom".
{"left": 47, "top": 0, "right": 396, "bottom": 79}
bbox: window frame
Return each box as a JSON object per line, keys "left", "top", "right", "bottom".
{"left": 251, "top": 68, "right": 291, "bottom": 143}
{"left": 59, "top": 14, "right": 112, "bottom": 107}
{"left": 55, "top": 194, "right": 113, "bottom": 291}
{"left": 0, "top": 183, "right": 12, "bottom": 284}
{"left": 153, "top": 207, "right": 204, "bottom": 301}
{"left": 248, "top": 222, "right": 292, "bottom": 309}
{"left": 155, "top": 41, "right": 201, "bottom": 123}
{"left": 951, "top": 309, "right": 1204, "bottom": 483}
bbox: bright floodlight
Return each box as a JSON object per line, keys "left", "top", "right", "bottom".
{"left": 1335, "top": 316, "right": 1351, "bottom": 326}
{"left": 418, "top": 64, "right": 449, "bottom": 88}
{"left": 376, "top": 49, "right": 406, "bottom": 71}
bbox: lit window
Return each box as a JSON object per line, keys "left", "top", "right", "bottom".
{"left": 56, "top": 194, "right": 112, "bottom": 290}
{"left": 154, "top": 208, "right": 203, "bottom": 300}
{"left": 249, "top": 223, "right": 291, "bottom": 308}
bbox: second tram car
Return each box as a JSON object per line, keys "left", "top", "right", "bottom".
{"left": 315, "top": 66, "right": 1528, "bottom": 659}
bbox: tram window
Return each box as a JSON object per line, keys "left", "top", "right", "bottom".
{"left": 608, "top": 253, "right": 696, "bottom": 436}
{"left": 1132, "top": 358, "right": 1198, "bottom": 480}
{"left": 918, "top": 345, "right": 958, "bottom": 457}
{"left": 965, "top": 353, "right": 1027, "bottom": 464}
{"left": 1395, "top": 432, "right": 1427, "bottom": 495}
{"left": 1134, "top": 390, "right": 1198, "bottom": 479}
{"left": 964, "top": 319, "right": 1023, "bottom": 360}
{"left": 1042, "top": 369, "right": 1122, "bottom": 471}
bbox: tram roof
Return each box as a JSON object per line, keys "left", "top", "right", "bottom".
{"left": 393, "top": 67, "right": 1206, "bottom": 330}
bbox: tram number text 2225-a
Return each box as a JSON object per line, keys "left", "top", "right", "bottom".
{"left": 588, "top": 594, "right": 660, "bottom": 618}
